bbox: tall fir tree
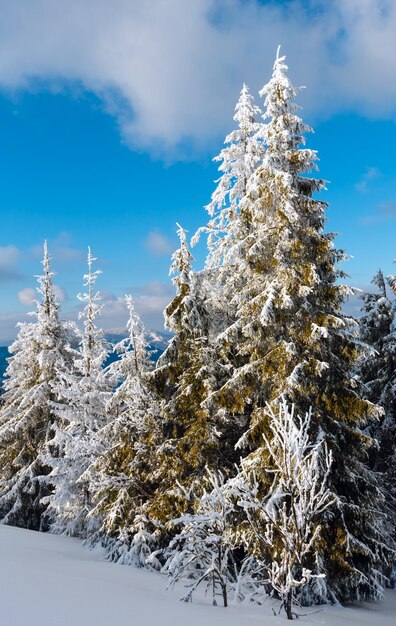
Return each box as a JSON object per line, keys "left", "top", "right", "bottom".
{"left": 87, "top": 295, "right": 162, "bottom": 566}
{"left": 191, "top": 84, "right": 266, "bottom": 404}
{"left": 43, "top": 248, "right": 112, "bottom": 538}
{"left": 193, "top": 83, "right": 264, "bottom": 274}
{"left": 150, "top": 225, "right": 228, "bottom": 527}
{"left": 357, "top": 270, "right": 396, "bottom": 575}
{"left": 167, "top": 84, "right": 268, "bottom": 501}
{"left": 358, "top": 270, "right": 396, "bottom": 442}
{"left": 0, "top": 243, "right": 74, "bottom": 530}
{"left": 206, "top": 49, "right": 392, "bottom": 601}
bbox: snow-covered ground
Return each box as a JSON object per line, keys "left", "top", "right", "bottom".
{"left": 0, "top": 524, "right": 394, "bottom": 626}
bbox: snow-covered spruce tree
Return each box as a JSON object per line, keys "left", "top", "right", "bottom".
{"left": 153, "top": 90, "right": 265, "bottom": 533}
{"left": 358, "top": 270, "right": 396, "bottom": 452}
{"left": 231, "top": 400, "right": 334, "bottom": 620}
{"left": 210, "top": 50, "right": 392, "bottom": 602}
{"left": 0, "top": 242, "right": 75, "bottom": 530}
{"left": 163, "top": 468, "right": 235, "bottom": 606}
{"left": 43, "top": 248, "right": 112, "bottom": 538}
{"left": 150, "top": 225, "right": 227, "bottom": 527}
{"left": 358, "top": 269, "right": 396, "bottom": 568}
{"left": 164, "top": 467, "right": 265, "bottom": 606}
{"left": 193, "top": 83, "right": 264, "bottom": 273}
{"left": 190, "top": 85, "right": 265, "bottom": 403}
{"left": 87, "top": 295, "right": 162, "bottom": 566}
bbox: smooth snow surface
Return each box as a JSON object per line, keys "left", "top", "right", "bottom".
{"left": 0, "top": 524, "right": 395, "bottom": 626}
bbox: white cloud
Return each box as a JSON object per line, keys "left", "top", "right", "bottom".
{"left": 53, "top": 285, "right": 67, "bottom": 303}
{"left": 132, "top": 281, "right": 174, "bottom": 329}
{"left": 18, "top": 287, "right": 36, "bottom": 306}
{"left": 1, "top": 1, "right": 396, "bottom": 156}
{"left": 97, "top": 281, "right": 174, "bottom": 330}
{"left": 134, "top": 281, "right": 173, "bottom": 309}
{"left": 18, "top": 284, "right": 67, "bottom": 306}
{"left": 144, "top": 231, "right": 173, "bottom": 256}
{"left": 6, "top": 280, "right": 171, "bottom": 342}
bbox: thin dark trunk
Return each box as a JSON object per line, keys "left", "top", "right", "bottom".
{"left": 212, "top": 575, "right": 217, "bottom": 606}
{"left": 222, "top": 583, "right": 228, "bottom": 608}
{"left": 285, "top": 589, "right": 293, "bottom": 620}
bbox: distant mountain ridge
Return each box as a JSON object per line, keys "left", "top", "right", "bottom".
{"left": 104, "top": 328, "right": 171, "bottom": 355}
{"left": 103, "top": 328, "right": 171, "bottom": 367}
{"left": 0, "top": 329, "right": 171, "bottom": 386}
{"left": 0, "top": 346, "right": 8, "bottom": 383}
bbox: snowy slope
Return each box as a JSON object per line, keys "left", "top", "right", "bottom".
{"left": 0, "top": 524, "right": 395, "bottom": 626}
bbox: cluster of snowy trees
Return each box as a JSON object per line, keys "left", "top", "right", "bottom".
{"left": 0, "top": 49, "right": 395, "bottom": 619}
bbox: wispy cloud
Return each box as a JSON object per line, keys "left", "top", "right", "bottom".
{"left": 144, "top": 231, "right": 174, "bottom": 257}
{"left": 133, "top": 280, "right": 174, "bottom": 314}
{"left": 361, "top": 200, "right": 396, "bottom": 224}
{"left": 30, "top": 233, "right": 85, "bottom": 264}
{"left": 355, "top": 166, "right": 381, "bottom": 193}
{"left": 0, "top": 236, "right": 84, "bottom": 286}
{"left": 0, "top": 246, "right": 24, "bottom": 283}
{"left": 2, "top": 1, "right": 396, "bottom": 156}
{"left": 0, "top": 312, "right": 29, "bottom": 344}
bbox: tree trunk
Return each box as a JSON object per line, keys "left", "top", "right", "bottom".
{"left": 222, "top": 582, "right": 228, "bottom": 608}
{"left": 212, "top": 575, "right": 217, "bottom": 606}
{"left": 285, "top": 589, "right": 293, "bottom": 620}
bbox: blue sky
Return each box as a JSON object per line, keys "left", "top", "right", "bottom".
{"left": 0, "top": 0, "right": 396, "bottom": 342}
